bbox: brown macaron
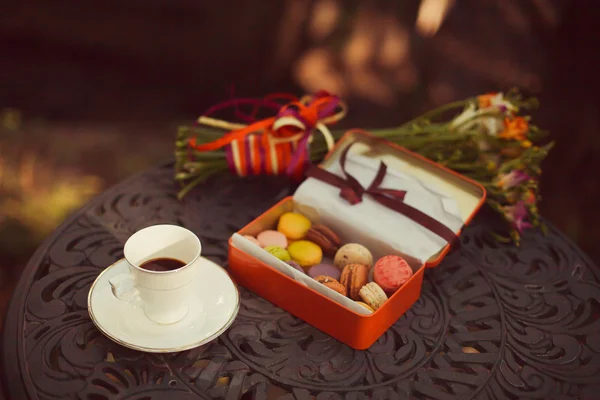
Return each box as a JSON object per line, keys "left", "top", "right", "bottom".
{"left": 314, "top": 275, "right": 347, "bottom": 296}
{"left": 340, "top": 263, "right": 369, "bottom": 300}
{"left": 305, "top": 224, "right": 341, "bottom": 257}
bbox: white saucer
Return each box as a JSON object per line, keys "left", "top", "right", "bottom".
{"left": 88, "top": 257, "right": 239, "bottom": 353}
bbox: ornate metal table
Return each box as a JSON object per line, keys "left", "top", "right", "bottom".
{"left": 2, "top": 164, "right": 599, "bottom": 400}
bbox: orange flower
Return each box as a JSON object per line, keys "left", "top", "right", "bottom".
{"left": 498, "top": 117, "right": 529, "bottom": 141}
{"left": 523, "top": 189, "right": 536, "bottom": 205}
{"left": 521, "top": 140, "right": 532, "bottom": 148}
{"left": 477, "top": 93, "right": 497, "bottom": 109}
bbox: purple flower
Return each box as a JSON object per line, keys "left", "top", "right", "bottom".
{"left": 514, "top": 218, "right": 533, "bottom": 233}
{"left": 503, "top": 201, "right": 532, "bottom": 233}
{"left": 496, "top": 170, "right": 530, "bottom": 190}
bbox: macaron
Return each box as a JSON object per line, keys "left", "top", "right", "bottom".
{"left": 305, "top": 224, "right": 341, "bottom": 257}
{"left": 308, "top": 263, "right": 341, "bottom": 280}
{"left": 373, "top": 255, "right": 413, "bottom": 294}
{"left": 340, "top": 263, "right": 369, "bottom": 300}
{"left": 277, "top": 212, "right": 312, "bottom": 240}
{"left": 287, "top": 240, "right": 323, "bottom": 268}
{"left": 264, "top": 245, "right": 291, "bottom": 262}
{"left": 359, "top": 282, "right": 388, "bottom": 310}
{"left": 287, "top": 260, "right": 305, "bottom": 273}
{"left": 314, "top": 275, "right": 347, "bottom": 296}
{"left": 334, "top": 243, "right": 373, "bottom": 270}
{"left": 257, "top": 230, "right": 288, "bottom": 249}
{"left": 243, "top": 235, "right": 261, "bottom": 247}
{"left": 355, "top": 301, "right": 375, "bottom": 313}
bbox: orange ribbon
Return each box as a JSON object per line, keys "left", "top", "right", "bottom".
{"left": 188, "top": 94, "right": 339, "bottom": 152}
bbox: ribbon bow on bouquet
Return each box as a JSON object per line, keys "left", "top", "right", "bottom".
{"left": 188, "top": 91, "right": 346, "bottom": 180}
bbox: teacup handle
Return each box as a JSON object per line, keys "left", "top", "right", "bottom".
{"left": 108, "top": 273, "right": 141, "bottom": 306}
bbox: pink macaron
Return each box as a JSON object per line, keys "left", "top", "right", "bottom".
{"left": 373, "top": 255, "right": 413, "bottom": 294}
{"left": 257, "top": 230, "right": 288, "bottom": 249}
{"left": 243, "top": 235, "right": 261, "bottom": 247}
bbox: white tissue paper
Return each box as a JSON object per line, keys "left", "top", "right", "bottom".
{"left": 292, "top": 152, "right": 464, "bottom": 262}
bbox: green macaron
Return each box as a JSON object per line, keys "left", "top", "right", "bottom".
{"left": 264, "top": 245, "right": 291, "bottom": 262}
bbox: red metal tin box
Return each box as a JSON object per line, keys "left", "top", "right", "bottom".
{"left": 228, "top": 130, "right": 486, "bottom": 349}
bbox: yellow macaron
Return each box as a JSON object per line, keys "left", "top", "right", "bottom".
{"left": 287, "top": 240, "right": 322, "bottom": 268}
{"left": 359, "top": 282, "right": 388, "bottom": 311}
{"left": 355, "top": 301, "right": 375, "bottom": 313}
{"left": 277, "top": 212, "right": 312, "bottom": 240}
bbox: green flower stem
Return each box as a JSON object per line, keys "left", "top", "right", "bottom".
{"left": 444, "top": 163, "right": 486, "bottom": 170}
{"left": 176, "top": 150, "right": 227, "bottom": 160}
{"left": 396, "top": 99, "right": 472, "bottom": 129}
{"left": 175, "top": 159, "right": 228, "bottom": 178}
{"left": 386, "top": 135, "right": 472, "bottom": 145}
{"left": 176, "top": 162, "right": 228, "bottom": 199}
{"left": 369, "top": 123, "right": 451, "bottom": 137}
{"left": 448, "top": 108, "right": 505, "bottom": 132}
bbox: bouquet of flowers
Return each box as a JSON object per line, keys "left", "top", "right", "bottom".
{"left": 175, "top": 89, "right": 553, "bottom": 244}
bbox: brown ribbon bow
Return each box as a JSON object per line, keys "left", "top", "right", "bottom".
{"left": 305, "top": 141, "right": 459, "bottom": 248}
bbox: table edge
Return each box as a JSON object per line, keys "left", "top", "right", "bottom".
{"left": 1, "top": 161, "right": 174, "bottom": 400}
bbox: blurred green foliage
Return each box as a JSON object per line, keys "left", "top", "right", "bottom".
{"left": 0, "top": 109, "right": 103, "bottom": 267}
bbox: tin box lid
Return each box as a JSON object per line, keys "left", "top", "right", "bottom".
{"left": 293, "top": 130, "right": 486, "bottom": 265}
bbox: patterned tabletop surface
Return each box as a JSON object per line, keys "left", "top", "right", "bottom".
{"left": 2, "top": 164, "right": 599, "bottom": 400}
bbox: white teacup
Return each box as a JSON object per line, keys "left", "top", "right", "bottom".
{"left": 109, "top": 224, "right": 201, "bottom": 325}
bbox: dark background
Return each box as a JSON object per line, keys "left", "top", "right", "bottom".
{"left": 1, "top": 0, "right": 599, "bottom": 328}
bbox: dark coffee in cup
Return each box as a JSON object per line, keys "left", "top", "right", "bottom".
{"left": 140, "top": 258, "right": 186, "bottom": 272}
